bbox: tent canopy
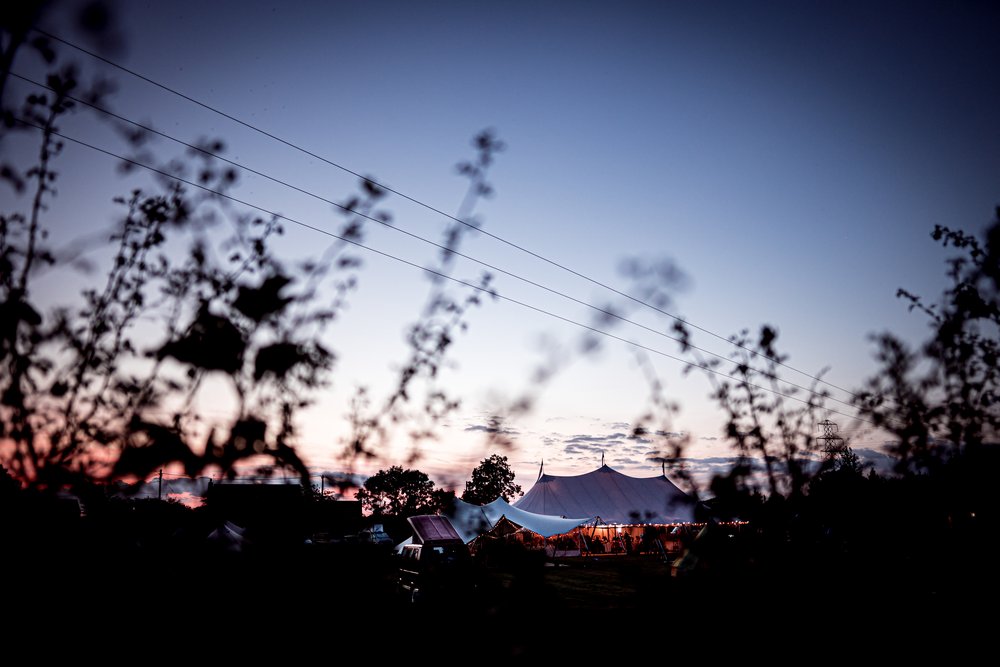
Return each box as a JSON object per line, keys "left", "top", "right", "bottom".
{"left": 513, "top": 464, "right": 694, "bottom": 524}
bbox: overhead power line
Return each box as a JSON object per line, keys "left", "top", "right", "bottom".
{"left": 31, "top": 26, "right": 869, "bottom": 406}
{"left": 10, "top": 71, "right": 860, "bottom": 413}
{"left": 15, "top": 116, "right": 878, "bottom": 428}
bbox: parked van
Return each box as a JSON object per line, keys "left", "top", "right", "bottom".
{"left": 396, "top": 515, "right": 473, "bottom": 603}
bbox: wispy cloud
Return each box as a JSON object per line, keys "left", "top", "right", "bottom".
{"left": 564, "top": 434, "right": 607, "bottom": 444}
{"left": 564, "top": 442, "right": 606, "bottom": 455}
{"left": 565, "top": 432, "right": 630, "bottom": 444}
{"left": 646, "top": 454, "right": 779, "bottom": 477}
{"left": 465, "top": 423, "right": 519, "bottom": 435}
{"left": 118, "top": 476, "right": 213, "bottom": 500}
{"left": 854, "top": 448, "right": 895, "bottom": 474}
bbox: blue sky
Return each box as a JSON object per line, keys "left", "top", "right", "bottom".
{"left": 6, "top": 0, "right": 1000, "bottom": 490}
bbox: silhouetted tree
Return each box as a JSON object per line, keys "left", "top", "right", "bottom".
{"left": 356, "top": 466, "right": 436, "bottom": 517}
{"left": 429, "top": 486, "right": 457, "bottom": 514}
{"left": 462, "top": 454, "right": 522, "bottom": 505}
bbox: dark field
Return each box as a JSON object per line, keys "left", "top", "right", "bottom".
{"left": 7, "top": 529, "right": 995, "bottom": 661}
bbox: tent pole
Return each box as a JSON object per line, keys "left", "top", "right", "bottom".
{"left": 656, "top": 537, "right": 669, "bottom": 564}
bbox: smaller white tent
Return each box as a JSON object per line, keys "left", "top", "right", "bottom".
{"left": 206, "top": 521, "right": 248, "bottom": 553}
{"left": 393, "top": 497, "right": 592, "bottom": 552}
{"left": 447, "top": 497, "right": 592, "bottom": 543}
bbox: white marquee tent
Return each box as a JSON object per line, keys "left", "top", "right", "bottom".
{"left": 513, "top": 464, "right": 695, "bottom": 525}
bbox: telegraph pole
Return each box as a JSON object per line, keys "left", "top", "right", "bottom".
{"left": 157, "top": 469, "right": 163, "bottom": 501}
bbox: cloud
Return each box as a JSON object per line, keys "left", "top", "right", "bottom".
{"left": 547, "top": 426, "right": 707, "bottom": 470}
{"left": 562, "top": 432, "right": 652, "bottom": 455}
{"left": 630, "top": 428, "right": 686, "bottom": 440}
{"left": 563, "top": 442, "right": 606, "bottom": 455}
{"left": 699, "top": 436, "right": 718, "bottom": 441}
{"left": 118, "top": 476, "right": 213, "bottom": 500}
{"left": 164, "top": 491, "right": 205, "bottom": 507}
{"left": 565, "top": 433, "right": 624, "bottom": 444}
{"left": 465, "top": 423, "right": 519, "bottom": 435}
{"left": 853, "top": 448, "right": 896, "bottom": 475}
{"left": 565, "top": 431, "right": 651, "bottom": 445}
{"left": 645, "top": 454, "right": 776, "bottom": 477}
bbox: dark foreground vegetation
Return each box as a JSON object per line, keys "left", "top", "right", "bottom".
{"left": 5, "top": 468, "right": 997, "bottom": 656}
{"left": 3, "top": 3, "right": 999, "bottom": 657}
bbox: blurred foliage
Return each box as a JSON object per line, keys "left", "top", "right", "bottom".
{"left": 0, "top": 9, "right": 501, "bottom": 496}
{"left": 3, "top": 4, "right": 998, "bottom": 645}
{"left": 656, "top": 208, "right": 1000, "bottom": 607}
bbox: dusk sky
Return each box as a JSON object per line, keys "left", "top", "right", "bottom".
{"left": 7, "top": 0, "right": 1000, "bottom": 491}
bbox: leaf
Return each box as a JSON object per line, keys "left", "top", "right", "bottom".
{"left": 228, "top": 418, "right": 267, "bottom": 452}
{"left": 232, "top": 273, "right": 293, "bottom": 322}
{"left": 156, "top": 305, "right": 245, "bottom": 373}
{"left": 253, "top": 342, "right": 303, "bottom": 381}
{"left": 115, "top": 421, "right": 199, "bottom": 478}
{"left": 0, "top": 164, "right": 26, "bottom": 192}
{"left": 212, "top": 418, "right": 270, "bottom": 469}
{"left": 31, "top": 36, "right": 56, "bottom": 64}
{"left": 361, "top": 177, "right": 385, "bottom": 199}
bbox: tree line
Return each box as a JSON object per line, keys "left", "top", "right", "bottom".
{"left": 356, "top": 453, "right": 522, "bottom": 518}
